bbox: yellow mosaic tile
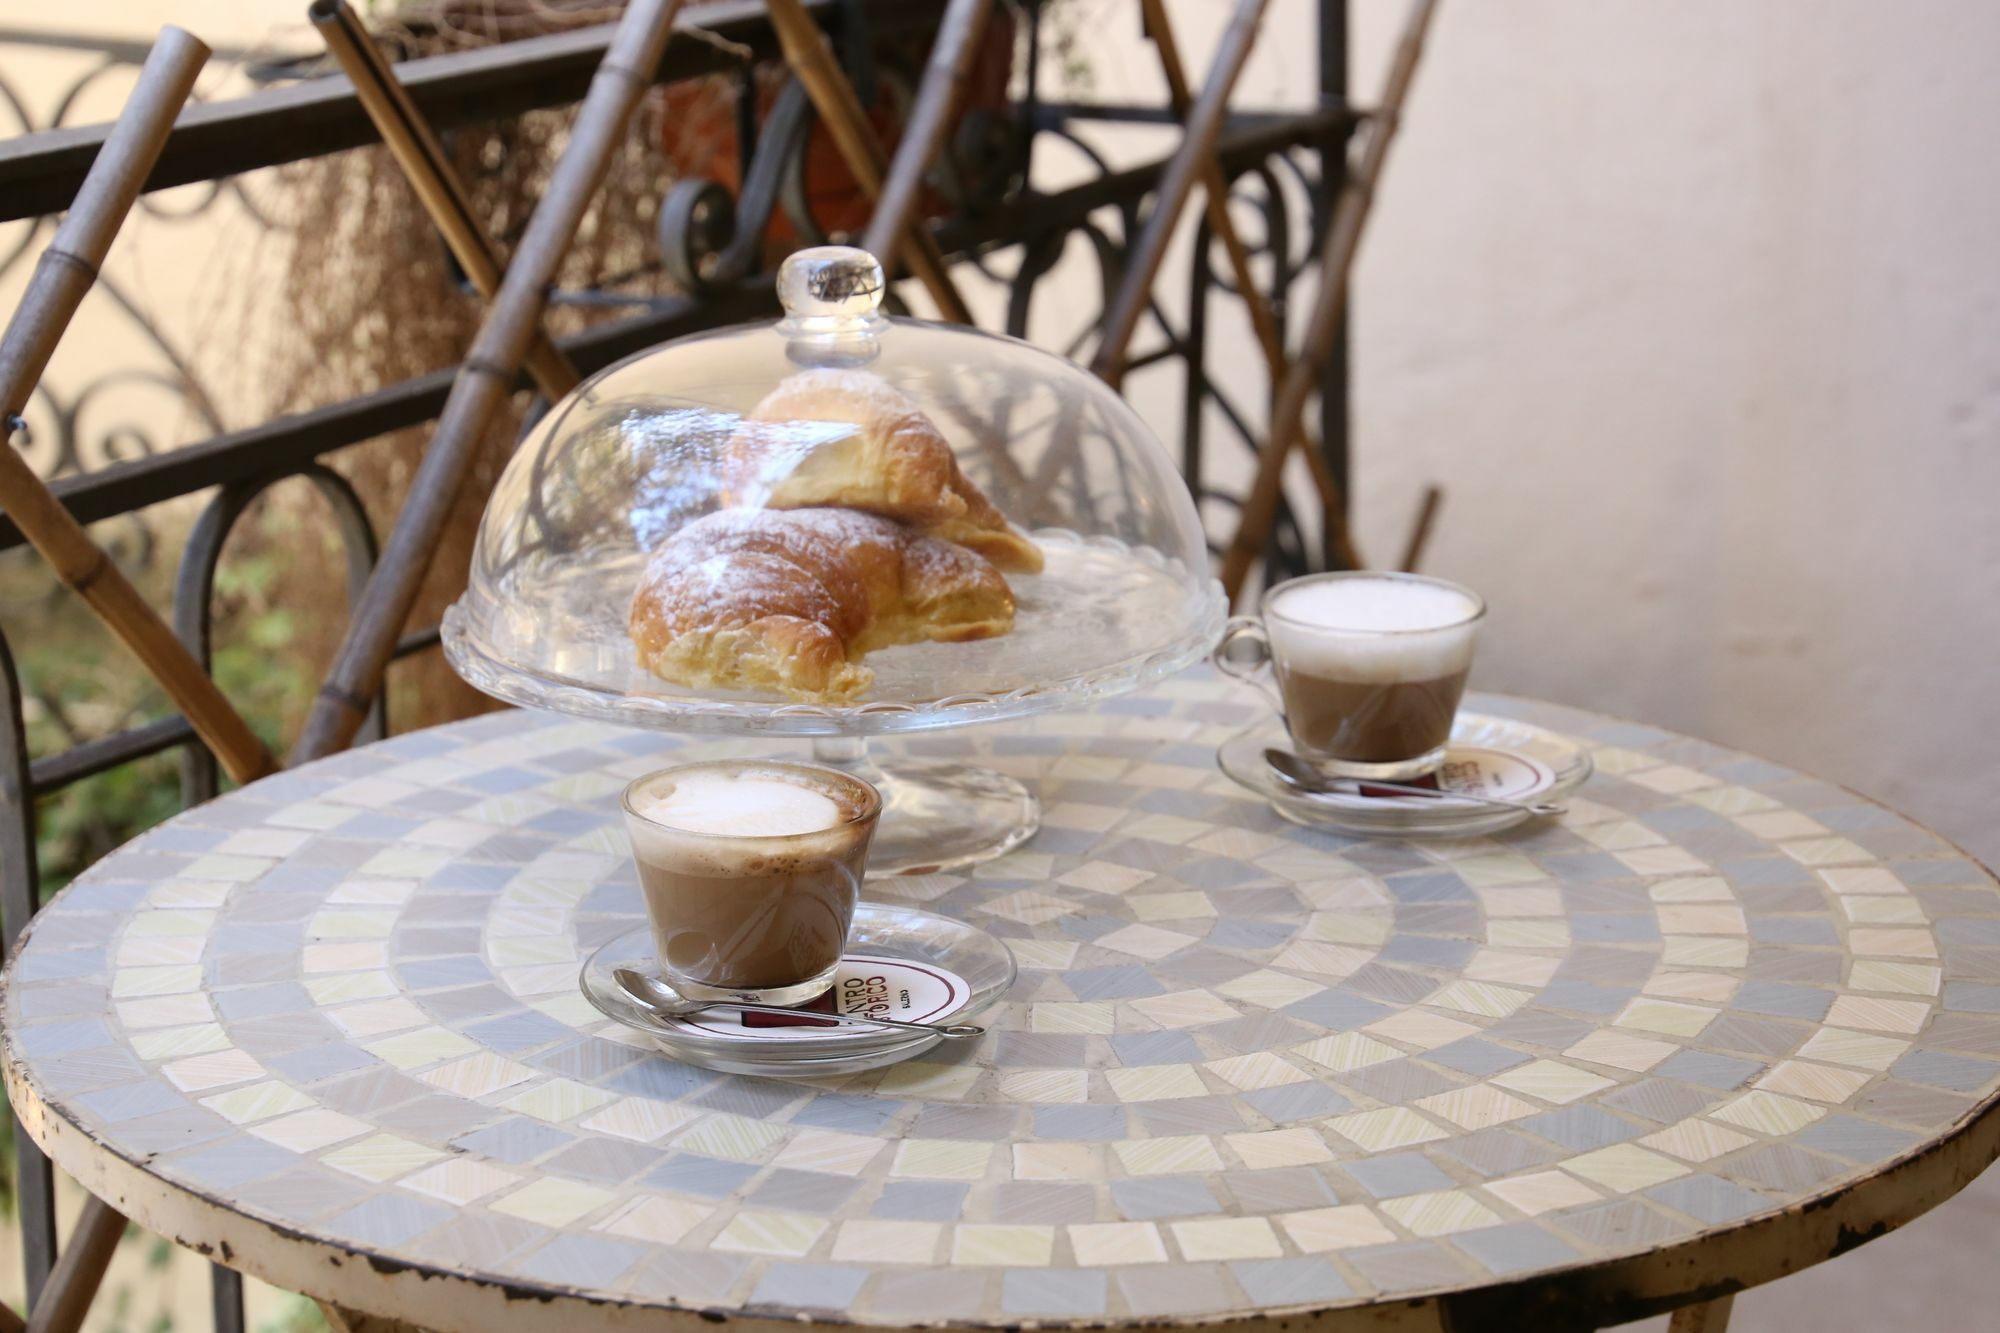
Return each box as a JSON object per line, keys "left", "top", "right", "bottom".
{"left": 1639, "top": 1119, "right": 1755, "bottom": 1163}
{"left": 125, "top": 909, "right": 218, "bottom": 938}
{"left": 1105, "top": 1064, "right": 1209, "bottom": 1102}
{"left": 321, "top": 1133, "right": 443, "bottom": 1184}
{"left": 1846, "top": 961, "right": 1941, "bottom": 997}
{"left": 130, "top": 1024, "right": 231, "bottom": 1061}
{"left": 418, "top": 1053, "right": 537, "bottom": 1100}
{"left": 500, "top": 1078, "right": 618, "bottom": 1124}
{"left": 1779, "top": 836, "right": 1871, "bottom": 867}
{"left": 893, "top": 1139, "right": 994, "bottom": 1180}
{"left": 1424, "top": 980, "right": 1534, "bottom": 1018}
{"left": 1642, "top": 972, "right": 1739, "bottom": 1004}
{"left": 1615, "top": 999, "right": 1717, "bottom": 1038}
{"left": 246, "top": 1108, "right": 370, "bottom": 1154}
{"left": 1482, "top": 1171, "right": 1603, "bottom": 1217}
{"left": 1127, "top": 989, "right": 1241, "bottom": 1029}
{"left": 1563, "top": 1030, "right": 1678, "bottom": 1073}
{"left": 1454, "top": 853, "right": 1549, "bottom": 887}
{"left": 304, "top": 973, "right": 398, "bottom": 1005}
{"left": 1825, "top": 995, "right": 1933, "bottom": 1033}
{"left": 1055, "top": 862, "right": 1152, "bottom": 895}
{"left": 1171, "top": 1217, "right": 1282, "bottom": 1261}
{"left": 1270, "top": 941, "right": 1378, "bottom": 978}
{"left": 952, "top": 1225, "right": 1055, "bottom": 1266}
{"left": 1215, "top": 968, "right": 1325, "bottom": 1009}
{"left": 361, "top": 1026, "right": 478, "bottom": 1071}
{"left": 1381, "top": 1189, "right": 1503, "bottom": 1238}
{"left": 1629, "top": 764, "right": 1720, "bottom": 795}
{"left": 1649, "top": 876, "right": 1734, "bottom": 902}
{"left": 1030, "top": 1002, "right": 1116, "bottom": 1035}
{"left": 1710, "top": 1091, "right": 1828, "bottom": 1135}
{"left": 1279, "top": 1205, "right": 1399, "bottom": 1252}
{"left": 593, "top": 1195, "right": 712, "bottom": 1246}
{"left": 1011, "top": 1143, "right": 1102, "bottom": 1181}
{"left": 1491, "top": 1060, "right": 1617, "bottom": 1106}
{"left": 1616, "top": 845, "right": 1711, "bottom": 876}
{"left": 199, "top": 1081, "right": 315, "bottom": 1125}
{"left": 113, "top": 965, "right": 204, "bottom": 999}
{"left": 115, "top": 995, "right": 212, "bottom": 1030}
{"left": 1293, "top": 1032, "right": 1402, "bottom": 1073}
{"left": 1204, "top": 1052, "right": 1310, "bottom": 1091}
{"left": 1684, "top": 784, "right": 1780, "bottom": 816}
{"left": 999, "top": 1069, "right": 1091, "bottom": 1103}
{"left": 1007, "top": 938, "right": 1082, "bottom": 970}
{"left": 1563, "top": 1144, "right": 1691, "bottom": 1192}
{"left": 1661, "top": 936, "right": 1750, "bottom": 968}
{"left": 1113, "top": 1135, "right": 1227, "bottom": 1176}
{"left": 579, "top": 1097, "right": 702, "bottom": 1144}
{"left": 1795, "top": 1027, "right": 1912, "bottom": 1071}
{"left": 1225, "top": 1127, "right": 1335, "bottom": 1170}
{"left": 1068, "top": 1221, "right": 1167, "bottom": 1266}
{"left": 874, "top": 1060, "right": 984, "bottom": 1100}
{"left": 1093, "top": 923, "right": 1200, "bottom": 960}
{"left": 1475, "top": 888, "right": 1564, "bottom": 917}
{"left": 1463, "top": 951, "right": 1563, "bottom": 987}
{"left": 1737, "top": 811, "right": 1830, "bottom": 841}
{"left": 161, "top": 1049, "right": 264, "bottom": 1092}
{"left": 402, "top": 1158, "right": 522, "bottom": 1207}
{"left": 673, "top": 1114, "right": 786, "bottom": 1162}
{"left": 1414, "top": 1085, "right": 1538, "bottom": 1131}
{"left": 1655, "top": 905, "right": 1748, "bottom": 936}
{"left": 1753, "top": 1061, "right": 1874, "bottom": 1103}
{"left": 1040, "top": 802, "right": 1128, "bottom": 833}
{"left": 1841, "top": 896, "right": 1926, "bottom": 925}
{"left": 1127, "top": 892, "right": 1216, "bottom": 922}
{"left": 1488, "top": 919, "right": 1573, "bottom": 948}
{"left": 1363, "top": 1011, "right": 1482, "bottom": 1051}
{"left": 1302, "top": 911, "right": 1392, "bottom": 945}
{"left": 1819, "top": 867, "right": 1908, "bottom": 896}
{"left": 1847, "top": 929, "right": 1938, "bottom": 959}
{"left": 830, "top": 1220, "right": 941, "bottom": 1265}
{"left": 327, "top": 998, "right": 429, "bottom": 1039}
{"left": 1323, "top": 1108, "right": 1449, "bottom": 1152}
{"left": 707, "top": 1209, "right": 826, "bottom": 1258}
{"left": 1579, "top": 820, "right": 1666, "bottom": 851}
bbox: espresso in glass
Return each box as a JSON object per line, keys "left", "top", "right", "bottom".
{"left": 622, "top": 760, "right": 880, "bottom": 1007}
{"left": 1263, "top": 573, "right": 1484, "bottom": 780}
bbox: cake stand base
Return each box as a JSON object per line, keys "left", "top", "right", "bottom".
{"left": 812, "top": 738, "right": 1039, "bottom": 875}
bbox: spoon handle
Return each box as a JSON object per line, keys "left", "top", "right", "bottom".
{"left": 1351, "top": 778, "right": 1565, "bottom": 816}
{"left": 713, "top": 1000, "right": 985, "bottom": 1040}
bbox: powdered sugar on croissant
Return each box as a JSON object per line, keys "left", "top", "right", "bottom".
{"left": 629, "top": 508, "right": 1015, "bottom": 703}
{"left": 724, "top": 368, "right": 1044, "bottom": 574}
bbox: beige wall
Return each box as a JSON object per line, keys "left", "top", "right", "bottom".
{"left": 1057, "top": 0, "right": 2000, "bottom": 863}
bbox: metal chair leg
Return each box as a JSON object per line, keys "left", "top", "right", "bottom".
{"left": 1667, "top": 1295, "right": 1736, "bottom": 1333}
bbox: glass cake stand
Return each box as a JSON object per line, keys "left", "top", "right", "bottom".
{"left": 444, "top": 247, "right": 1223, "bottom": 872}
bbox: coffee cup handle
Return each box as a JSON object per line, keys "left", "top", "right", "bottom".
{"left": 1212, "top": 616, "right": 1287, "bottom": 716}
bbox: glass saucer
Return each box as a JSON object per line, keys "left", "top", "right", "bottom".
{"left": 580, "top": 901, "right": 1016, "bottom": 1077}
{"left": 1217, "top": 712, "right": 1593, "bottom": 837}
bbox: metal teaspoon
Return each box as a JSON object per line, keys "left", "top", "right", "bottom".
{"left": 614, "top": 968, "right": 985, "bottom": 1039}
{"left": 1263, "top": 747, "right": 1566, "bottom": 818}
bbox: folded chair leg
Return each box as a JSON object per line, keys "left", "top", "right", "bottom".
{"left": 24, "top": 1198, "right": 125, "bottom": 1333}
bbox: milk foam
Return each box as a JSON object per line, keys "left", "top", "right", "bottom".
{"left": 1267, "top": 576, "right": 1480, "bottom": 683}
{"left": 637, "top": 772, "right": 841, "bottom": 837}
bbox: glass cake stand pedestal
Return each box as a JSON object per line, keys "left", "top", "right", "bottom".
{"left": 807, "top": 736, "right": 1037, "bottom": 874}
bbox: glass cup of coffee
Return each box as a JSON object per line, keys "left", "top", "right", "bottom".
{"left": 1214, "top": 571, "right": 1485, "bottom": 781}
{"left": 621, "top": 759, "right": 881, "bottom": 1008}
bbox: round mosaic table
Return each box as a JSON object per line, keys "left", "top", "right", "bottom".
{"left": 6, "top": 673, "right": 2000, "bottom": 1333}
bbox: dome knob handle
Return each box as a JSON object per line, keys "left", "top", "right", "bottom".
{"left": 777, "top": 246, "right": 885, "bottom": 323}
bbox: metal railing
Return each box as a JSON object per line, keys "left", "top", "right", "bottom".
{"left": 0, "top": 1, "right": 1353, "bottom": 1327}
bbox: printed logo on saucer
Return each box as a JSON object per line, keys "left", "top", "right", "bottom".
{"left": 676, "top": 954, "right": 968, "bottom": 1040}
{"left": 1436, "top": 746, "right": 1555, "bottom": 800}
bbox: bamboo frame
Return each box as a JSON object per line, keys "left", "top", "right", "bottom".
{"left": 22, "top": 1199, "right": 124, "bottom": 1333}
{"left": 1135, "top": 0, "right": 1351, "bottom": 558}
{"left": 1219, "top": 0, "right": 1439, "bottom": 602}
{"left": 858, "top": 0, "right": 991, "bottom": 283}
{"left": 308, "top": 0, "right": 579, "bottom": 401}
{"left": 765, "top": 0, "right": 975, "bottom": 323}
{"left": 0, "top": 28, "right": 276, "bottom": 793}
{"left": 291, "top": 0, "right": 688, "bottom": 764}
{"left": 1091, "top": 0, "right": 1268, "bottom": 391}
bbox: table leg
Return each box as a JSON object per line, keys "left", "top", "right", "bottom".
{"left": 1666, "top": 1295, "right": 1735, "bottom": 1332}
{"left": 317, "top": 1304, "right": 430, "bottom": 1333}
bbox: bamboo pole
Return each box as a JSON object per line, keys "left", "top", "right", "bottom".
{"left": 22, "top": 1198, "right": 123, "bottom": 1333}
{"left": 1219, "top": 0, "right": 1439, "bottom": 602}
{"left": 308, "top": 0, "right": 579, "bottom": 400}
{"left": 291, "top": 0, "right": 687, "bottom": 763}
{"left": 765, "top": 0, "right": 974, "bottom": 324}
{"left": 1137, "top": 0, "right": 1352, "bottom": 556}
{"left": 0, "top": 28, "right": 277, "bottom": 788}
{"left": 1396, "top": 483, "right": 1442, "bottom": 572}
{"left": 858, "top": 0, "right": 991, "bottom": 281}
{"left": 1091, "top": 0, "right": 1268, "bottom": 391}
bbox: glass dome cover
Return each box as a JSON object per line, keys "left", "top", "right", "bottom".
{"left": 443, "top": 247, "right": 1224, "bottom": 735}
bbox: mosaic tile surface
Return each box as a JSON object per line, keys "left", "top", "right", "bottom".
{"left": 6, "top": 672, "right": 2000, "bottom": 1325}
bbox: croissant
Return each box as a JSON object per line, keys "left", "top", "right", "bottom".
{"left": 724, "top": 368, "right": 1045, "bottom": 574}
{"left": 629, "top": 507, "right": 1015, "bottom": 702}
